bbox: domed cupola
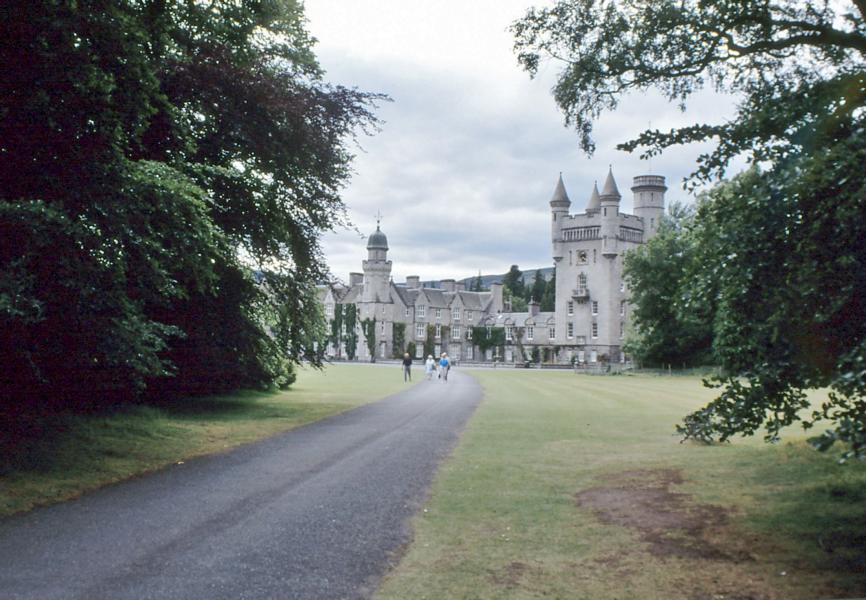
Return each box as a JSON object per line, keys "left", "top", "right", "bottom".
{"left": 367, "top": 225, "right": 389, "bottom": 251}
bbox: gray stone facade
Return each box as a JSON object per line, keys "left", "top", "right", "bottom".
{"left": 321, "top": 169, "right": 665, "bottom": 364}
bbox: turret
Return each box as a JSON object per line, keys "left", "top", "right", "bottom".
{"left": 362, "top": 223, "right": 392, "bottom": 303}
{"left": 599, "top": 168, "right": 621, "bottom": 257}
{"left": 549, "top": 173, "right": 571, "bottom": 261}
{"left": 586, "top": 181, "right": 601, "bottom": 214}
{"left": 631, "top": 175, "right": 667, "bottom": 240}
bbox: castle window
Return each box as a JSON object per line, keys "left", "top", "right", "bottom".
{"left": 577, "top": 273, "right": 587, "bottom": 296}
{"left": 526, "top": 326, "right": 534, "bottom": 341}
{"left": 452, "top": 326, "right": 461, "bottom": 340}
{"left": 435, "top": 308, "right": 442, "bottom": 320}
{"left": 591, "top": 301, "right": 598, "bottom": 315}
{"left": 465, "top": 310, "right": 472, "bottom": 321}
{"left": 418, "top": 305, "right": 426, "bottom": 318}
{"left": 405, "top": 307, "right": 410, "bottom": 317}
{"left": 592, "top": 322, "right": 598, "bottom": 338}
{"left": 569, "top": 250, "right": 573, "bottom": 265}
{"left": 593, "top": 249, "right": 597, "bottom": 263}
{"left": 505, "top": 325, "right": 513, "bottom": 341}
{"left": 620, "top": 300, "right": 626, "bottom": 316}
{"left": 567, "top": 301, "right": 574, "bottom": 316}
{"left": 415, "top": 323, "right": 424, "bottom": 339}
{"left": 620, "top": 321, "right": 624, "bottom": 338}
{"left": 435, "top": 324, "right": 441, "bottom": 339}
{"left": 467, "top": 328, "right": 473, "bottom": 340}
{"left": 549, "top": 326, "right": 555, "bottom": 339}
{"left": 325, "top": 304, "right": 333, "bottom": 318}
{"left": 567, "top": 322, "right": 574, "bottom": 338}
{"left": 452, "top": 308, "right": 460, "bottom": 321}
{"left": 380, "top": 321, "right": 386, "bottom": 334}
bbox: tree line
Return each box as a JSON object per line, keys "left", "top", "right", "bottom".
{"left": 0, "top": 1, "right": 381, "bottom": 420}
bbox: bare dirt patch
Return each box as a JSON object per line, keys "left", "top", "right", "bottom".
{"left": 488, "top": 561, "right": 529, "bottom": 589}
{"left": 575, "top": 469, "right": 751, "bottom": 562}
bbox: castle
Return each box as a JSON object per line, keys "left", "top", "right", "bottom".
{"left": 321, "top": 169, "right": 666, "bottom": 364}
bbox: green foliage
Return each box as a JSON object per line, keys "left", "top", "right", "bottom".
{"left": 529, "top": 269, "right": 547, "bottom": 304}
{"left": 424, "top": 325, "right": 437, "bottom": 360}
{"left": 0, "top": 1, "right": 382, "bottom": 411}
{"left": 622, "top": 202, "right": 714, "bottom": 368}
{"left": 471, "top": 271, "right": 486, "bottom": 292}
{"left": 392, "top": 322, "right": 406, "bottom": 358}
{"left": 361, "top": 317, "right": 377, "bottom": 362}
{"left": 514, "top": 0, "right": 866, "bottom": 459}
{"left": 541, "top": 267, "right": 556, "bottom": 312}
{"left": 343, "top": 305, "right": 359, "bottom": 361}
{"left": 502, "top": 265, "right": 525, "bottom": 300}
{"left": 677, "top": 144, "right": 866, "bottom": 459}
{"left": 406, "top": 341, "right": 417, "bottom": 359}
{"left": 513, "top": 0, "right": 866, "bottom": 184}
{"left": 472, "top": 327, "right": 506, "bottom": 355}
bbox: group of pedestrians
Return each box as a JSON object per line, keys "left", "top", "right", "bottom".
{"left": 402, "top": 352, "right": 451, "bottom": 382}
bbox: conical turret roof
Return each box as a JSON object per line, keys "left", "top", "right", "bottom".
{"left": 586, "top": 181, "right": 601, "bottom": 212}
{"left": 549, "top": 173, "right": 571, "bottom": 207}
{"left": 600, "top": 167, "right": 621, "bottom": 200}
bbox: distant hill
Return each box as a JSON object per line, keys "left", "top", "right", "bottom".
{"left": 420, "top": 266, "right": 554, "bottom": 290}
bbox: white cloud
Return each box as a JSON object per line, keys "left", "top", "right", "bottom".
{"left": 304, "top": 1, "right": 743, "bottom": 283}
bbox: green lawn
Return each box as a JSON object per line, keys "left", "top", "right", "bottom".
{"left": 376, "top": 370, "right": 866, "bottom": 600}
{"left": 1, "top": 363, "right": 410, "bottom": 517}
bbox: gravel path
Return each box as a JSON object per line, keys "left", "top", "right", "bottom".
{"left": 0, "top": 368, "right": 482, "bottom": 600}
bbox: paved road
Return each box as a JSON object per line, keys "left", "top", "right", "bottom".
{"left": 0, "top": 368, "right": 482, "bottom": 600}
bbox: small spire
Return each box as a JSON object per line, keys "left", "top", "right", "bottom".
{"left": 550, "top": 173, "right": 571, "bottom": 207}
{"left": 600, "top": 167, "right": 621, "bottom": 199}
{"left": 375, "top": 209, "right": 383, "bottom": 230}
{"left": 587, "top": 181, "right": 601, "bottom": 212}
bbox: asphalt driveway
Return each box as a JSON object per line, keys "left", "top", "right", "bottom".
{"left": 0, "top": 367, "right": 482, "bottom": 600}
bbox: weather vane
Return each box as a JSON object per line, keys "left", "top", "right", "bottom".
{"left": 375, "top": 210, "right": 383, "bottom": 228}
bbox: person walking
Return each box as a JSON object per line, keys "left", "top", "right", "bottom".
{"left": 424, "top": 355, "right": 436, "bottom": 380}
{"left": 438, "top": 352, "right": 451, "bottom": 382}
{"left": 402, "top": 353, "right": 413, "bottom": 382}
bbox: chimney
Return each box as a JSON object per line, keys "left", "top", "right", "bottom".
{"left": 406, "top": 275, "right": 420, "bottom": 289}
{"left": 455, "top": 281, "right": 466, "bottom": 292}
{"left": 440, "top": 279, "right": 456, "bottom": 292}
{"left": 490, "top": 282, "right": 504, "bottom": 313}
{"left": 349, "top": 272, "right": 363, "bottom": 286}
{"left": 529, "top": 298, "right": 540, "bottom": 316}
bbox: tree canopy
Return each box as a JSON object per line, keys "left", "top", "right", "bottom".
{"left": 0, "top": 1, "right": 382, "bottom": 413}
{"left": 513, "top": 0, "right": 866, "bottom": 183}
{"left": 514, "top": 0, "right": 866, "bottom": 459}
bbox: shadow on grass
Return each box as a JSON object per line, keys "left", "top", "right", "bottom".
{"left": 744, "top": 443, "right": 866, "bottom": 578}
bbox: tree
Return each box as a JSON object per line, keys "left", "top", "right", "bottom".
{"left": 529, "top": 269, "right": 547, "bottom": 304}
{"left": 502, "top": 265, "right": 525, "bottom": 300}
{"left": 513, "top": 0, "right": 866, "bottom": 182}
{"left": 343, "top": 305, "right": 359, "bottom": 361}
{"left": 0, "top": 1, "right": 382, "bottom": 412}
{"left": 513, "top": 0, "right": 866, "bottom": 458}
{"left": 472, "top": 271, "right": 485, "bottom": 292}
{"left": 391, "top": 322, "right": 406, "bottom": 358}
{"left": 622, "top": 202, "right": 714, "bottom": 368}
{"left": 541, "top": 267, "right": 556, "bottom": 312}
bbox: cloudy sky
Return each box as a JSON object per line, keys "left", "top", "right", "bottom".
{"left": 303, "top": 0, "right": 737, "bottom": 283}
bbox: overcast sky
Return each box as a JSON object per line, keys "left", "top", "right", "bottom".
{"left": 304, "top": 0, "right": 738, "bottom": 283}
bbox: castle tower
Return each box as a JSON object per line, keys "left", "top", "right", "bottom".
{"left": 599, "top": 168, "right": 621, "bottom": 258}
{"left": 549, "top": 173, "right": 571, "bottom": 261}
{"left": 361, "top": 222, "right": 392, "bottom": 303}
{"left": 631, "top": 175, "right": 667, "bottom": 240}
{"left": 586, "top": 181, "right": 601, "bottom": 214}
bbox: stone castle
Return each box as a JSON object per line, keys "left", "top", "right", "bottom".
{"left": 321, "top": 168, "right": 666, "bottom": 364}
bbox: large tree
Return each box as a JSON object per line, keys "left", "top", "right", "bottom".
{"left": 0, "top": 1, "right": 381, "bottom": 412}
{"left": 513, "top": 0, "right": 866, "bottom": 458}
{"left": 622, "top": 202, "right": 714, "bottom": 368}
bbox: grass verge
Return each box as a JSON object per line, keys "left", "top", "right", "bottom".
{"left": 375, "top": 370, "right": 866, "bottom": 600}
{"left": 1, "top": 363, "right": 411, "bottom": 517}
